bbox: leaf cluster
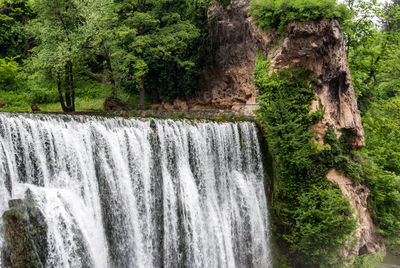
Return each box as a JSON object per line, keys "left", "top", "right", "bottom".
{"left": 249, "top": 0, "right": 352, "bottom": 33}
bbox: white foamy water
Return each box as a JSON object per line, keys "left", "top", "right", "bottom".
{"left": 0, "top": 113, "right": 272, "bottom": 268}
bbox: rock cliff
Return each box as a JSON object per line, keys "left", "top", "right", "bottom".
{"left": 270, "top": 19, "right": 364, "bottom": 148}
{"left": 197, "top": 0, "right": 364, "bottom": 148}
{"left": 194, "top": 0, "right": 274, "bottom": 109}
{"left": 327, "top": 169, "right": 385, "bottom": 261}
{"left": 195, "top": 0, "right": 383, "bottom": 263}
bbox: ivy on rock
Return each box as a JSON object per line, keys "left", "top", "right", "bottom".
{"left": 255, "top": 54, "right": 357, "bottom": 266}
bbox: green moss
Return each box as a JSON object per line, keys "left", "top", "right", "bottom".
{"left": 255, "top": 54, "right": 357, "bottom": 266}
{"left": 2, "top": 198, "right": 47, "bottom": 268}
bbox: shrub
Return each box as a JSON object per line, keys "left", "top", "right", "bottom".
{"left": 249, "top": 0, "right": 352, "bottom": 33}
{"left": 0, "top": 57, "right": 21, "bottom": 91}
{"left": 293, "top": 186, "right": 356, "bottom": 265}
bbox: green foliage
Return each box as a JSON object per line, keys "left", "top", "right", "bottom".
{"left": 345, "top": 0, "right": 400, "bottom": 112}
{"left": 217, "top": 0, "right": 231, "bottom": 8}
{"left": 114, "top": 0, "right": 210, "bottom": 100}
{"left": 360, "top": 98, "right": 400, "bottom": 246}
{"left": 0, "top": 57, "right": 20, "bottom": 91}
{"left": 293, "top": 186, "right": 356, "bottom": 265}
{"left": 0, "top": 0, "right": 34, "bottom": 58}
{"left": 255, "top": 54, "right": 357, "bottom": 266}
{"left": 0, "top": 89, "right": 29, "bottom": 110}
{"left": 249, "top": 0, "right": 351, "bottom": 33}
{"left": 363, "top": 99, "right": 400, "bottom": 175}
{"left": 351, "top": 250, "right": 385, "bottom": 268}
{"left": 344, "top": 0, "right": 400, "bottom": 251}
{"left": 368, "top": 170, "right": 400, "bottom": 243}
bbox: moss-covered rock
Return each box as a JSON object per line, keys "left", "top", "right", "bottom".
{"left": 1, "top": 193, "right": 48, "bottom": 268}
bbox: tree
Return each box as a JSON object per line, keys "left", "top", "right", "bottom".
{"left": 0, "top": 0, "right": 35, "bottom": 59}
{"left": 344, "top": 0, "right": 400, "bottom": 112}
{"left": 344, "top": 0, "right": 400, "bottom": 252}
{"left": 114, "top": 0, "right": 208, "bottom": 109}
{"left": 27, "top": 0, "right": 111, "bottom": 112}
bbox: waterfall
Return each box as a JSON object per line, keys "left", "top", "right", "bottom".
{"left": 0, "top": 113, "right": 272, "bottom": 268}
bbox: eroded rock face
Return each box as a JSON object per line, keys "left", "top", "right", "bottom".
{"left": 326, "top": 169, "right": 385, "bottom": 261}
{"left": 270, "top": 19, "right": 365, "bottom": 148}
{"left": 197, "top": 0, "right": 364, "bottom": 148}
{"left": 195, "top": 0, "right": 276, "bottom": 109}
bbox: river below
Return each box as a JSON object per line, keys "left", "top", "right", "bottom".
{"left": 379, "top": 252, "right": 400, "bottom": 268}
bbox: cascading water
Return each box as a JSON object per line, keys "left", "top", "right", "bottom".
{"left": 0, "top": 113, "right": 272, "bottom": 268}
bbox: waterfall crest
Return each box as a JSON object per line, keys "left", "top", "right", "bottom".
{"left": 0, "top": 113, "right": 272, "bottom": 268}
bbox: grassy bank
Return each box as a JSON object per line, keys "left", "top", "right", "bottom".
{"left": 0, "top": 81, "right": 142, "bottom": 112}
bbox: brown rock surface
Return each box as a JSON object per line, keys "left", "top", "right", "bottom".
{"left": 327, "top": 169, "right": 385, "bottom": 261}
{"left": 104, "top": 97, "right": 131, "bottom": 112}
{"left": 269, "top": 19, "right": 365, "bottom": 148}
{"left": 196, "top": 0, "right": 276, "bottom": 109}
{"left": 197, "top": 0, "right": 364, "bottom": 148}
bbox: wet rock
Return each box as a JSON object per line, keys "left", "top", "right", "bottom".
{"left": 31, "top": 105, "right": 41, "bottom": 112}
{"left": 104, "top": 97, "right": 131, "bottom": 112}
{"left": 1, "top": 194, "right": 48, "bottom": 268}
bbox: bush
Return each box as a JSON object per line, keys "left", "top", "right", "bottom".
{"left": 249, "top": 0, "right": 352, "bottom": 32}
{"left": 360, "top": 97, "right": 400, "bottom": 249}
{"left": 0, "top": 89, "right": 30, "bottom": 110}
{"left": 293, "top": 186, "right": 356, "bottom": 265}
{"left": 27, "top": 86, "right": 59, "bottom": 104}
{"left": 0, "top": 57, "right": 21, "bottom": 91}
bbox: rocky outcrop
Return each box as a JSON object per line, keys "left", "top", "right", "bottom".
{"left": 327, "top": 169, "right": 385, "bottom": 261}
{"left": 1, "top": 192, "right": 48, "bottom": 268}
{"left": 269, "top": 19, "right": 364, "bottom": 148}
{"left": 196, "top": 0, "right": 364, "bottom": 148}
{"left": 194, "top": 0, "right": 380, "bottom": 263}
{"left": 194, "top": 0, "right": 276, "bottom": 110}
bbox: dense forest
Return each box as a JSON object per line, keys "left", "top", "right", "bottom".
{"left": 0, "top": 0, "right": 212, "bottom": 111}
{"left": 1, "top": 0, "right": 400, "bottom": 267}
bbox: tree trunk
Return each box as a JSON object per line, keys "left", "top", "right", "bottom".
{"left": 57, "top": 73, "right": 67, "bottom": 112}
{"left": 101, "top": 40, "right": 116, "bottom": 97}
{"left": 58, "top": 61, "right": 75, "bottom": 113}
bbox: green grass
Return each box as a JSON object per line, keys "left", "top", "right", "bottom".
{"left": 0, "top": 81, "right": 140, "bottom": 112}
{"left": 0, "top": 92, "right": 108, "bottom": 112}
